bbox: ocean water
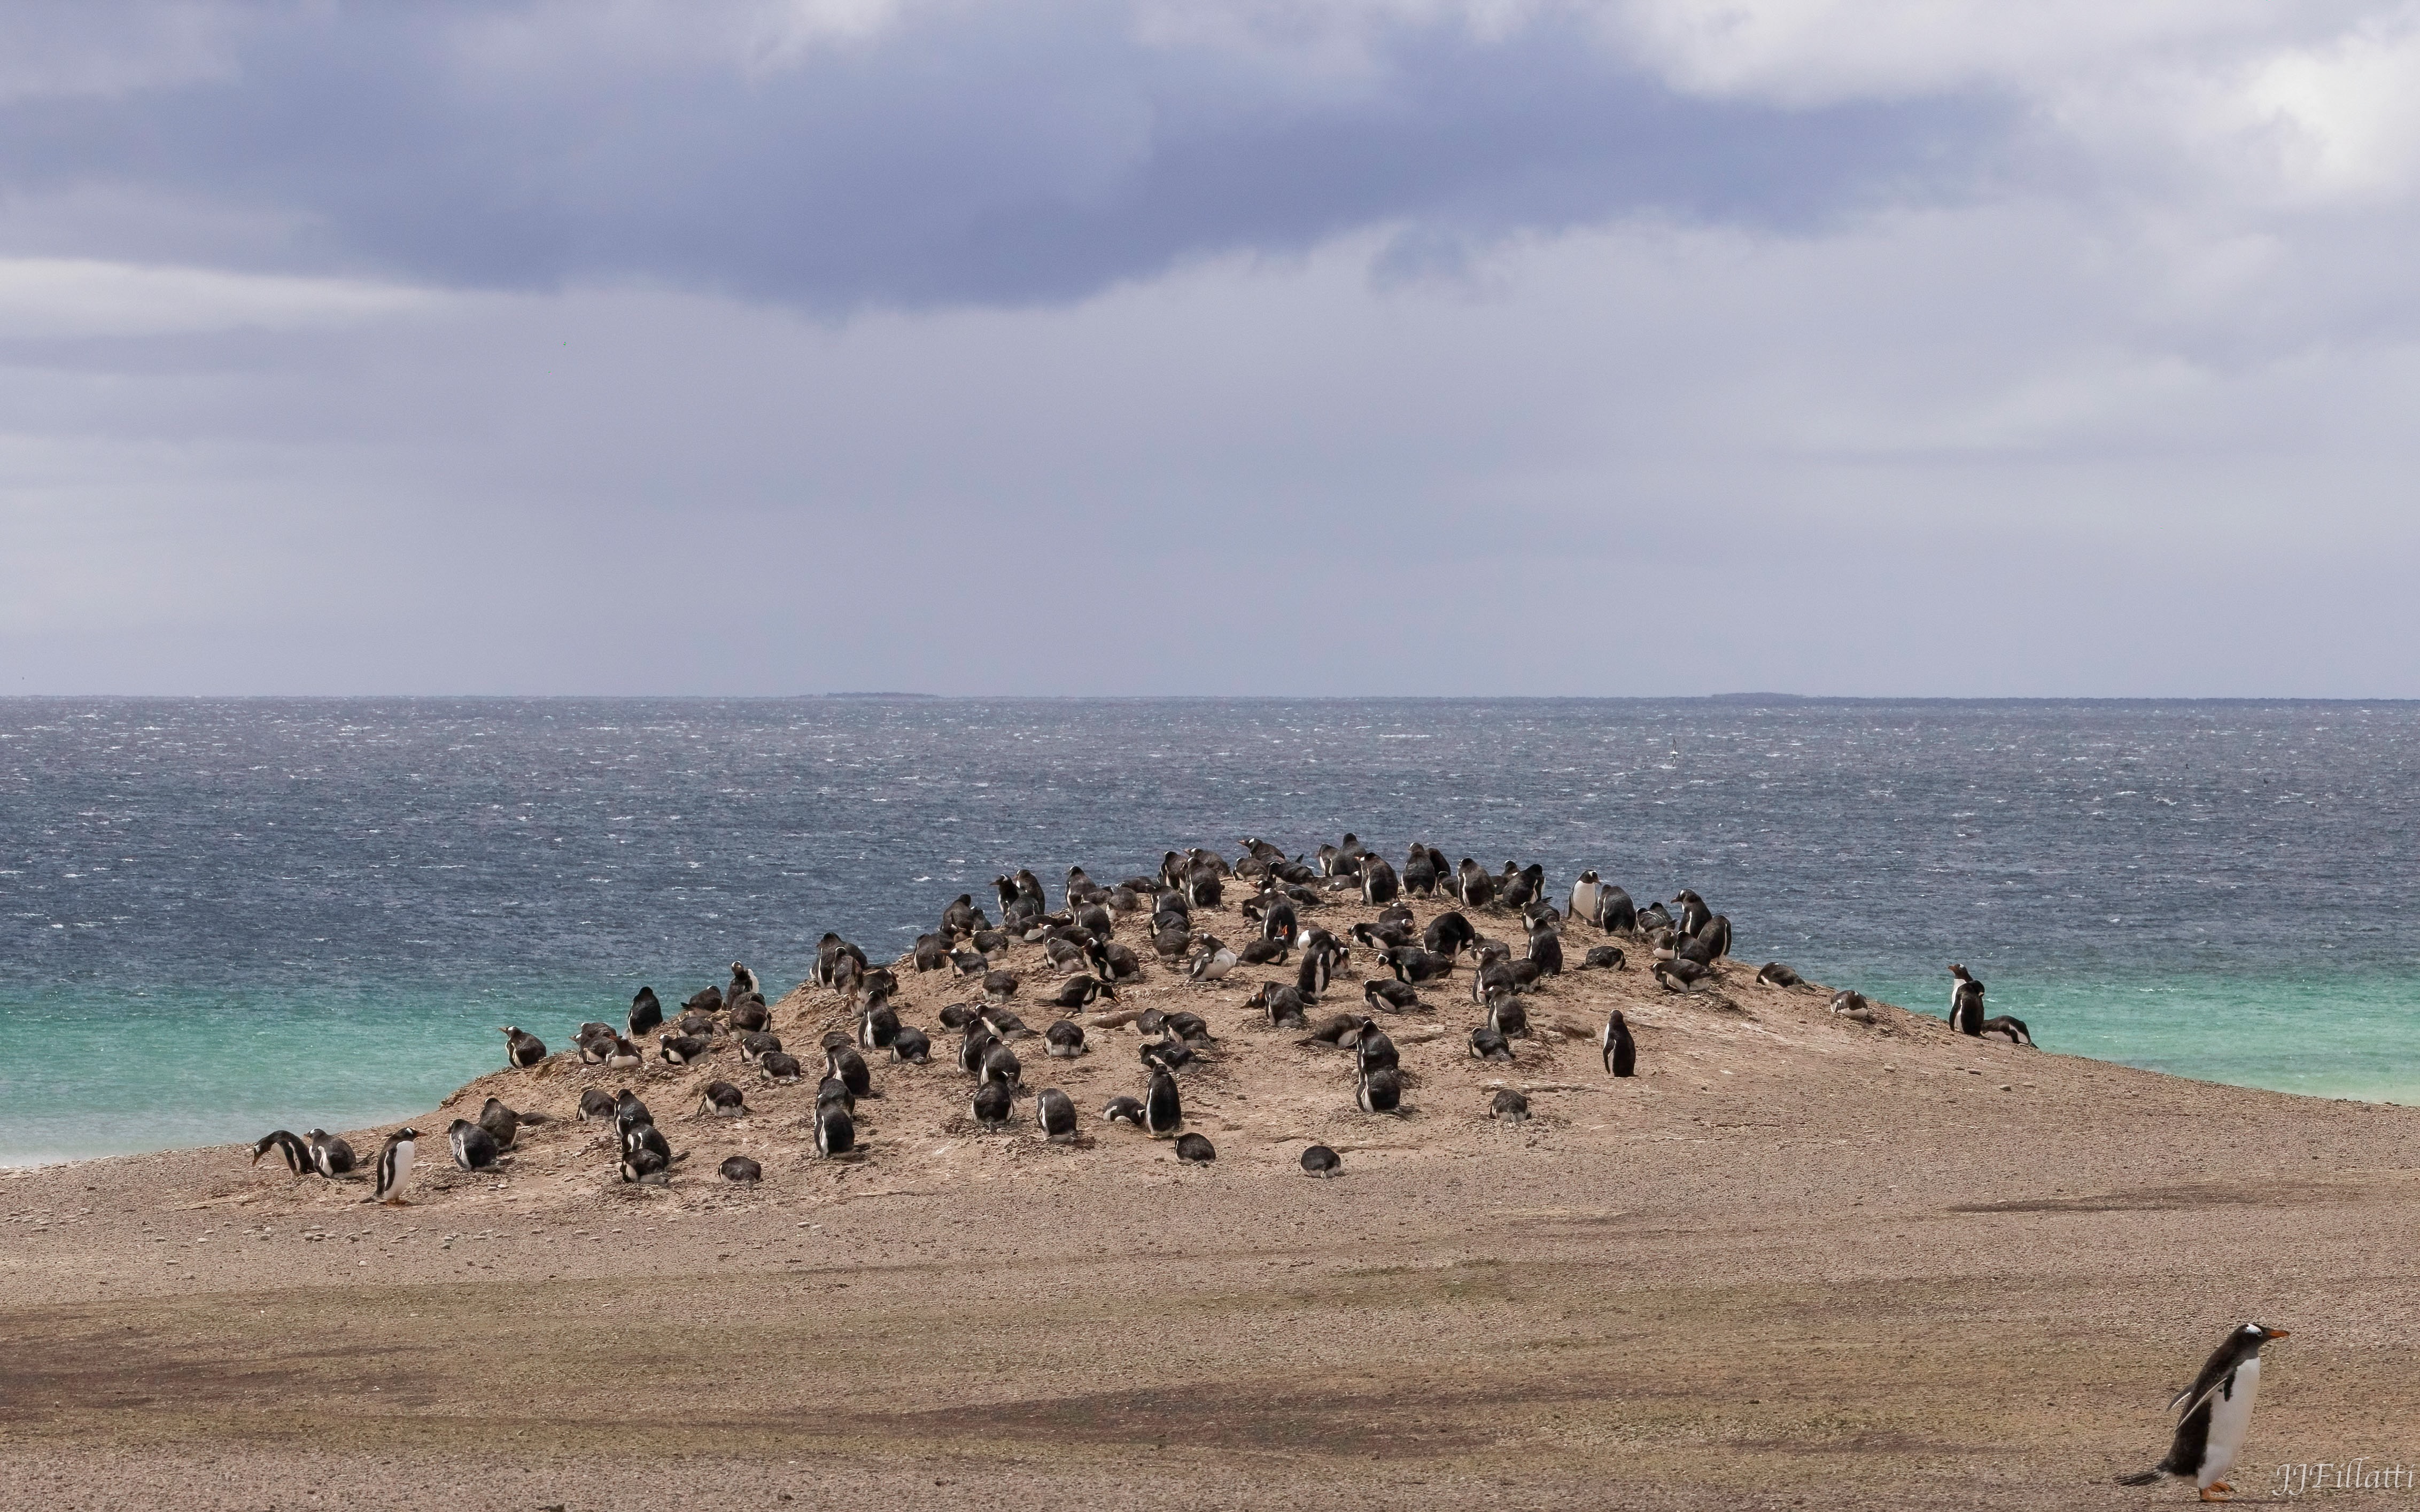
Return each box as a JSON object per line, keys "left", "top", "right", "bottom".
{"left": 3, "top": 697, "right": 2415, "bottom": 1164}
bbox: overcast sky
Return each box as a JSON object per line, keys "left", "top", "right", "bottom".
{"left": 6, "top": 0, "right": 2419, "bottom": 696}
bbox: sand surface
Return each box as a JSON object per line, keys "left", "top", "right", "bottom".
{"left": 5, "top": 890, "right": 2416, "bottom": 1509}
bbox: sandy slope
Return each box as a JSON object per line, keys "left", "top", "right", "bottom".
{"left": 4, "top": 889, "right": 2415, "bottom": 1510}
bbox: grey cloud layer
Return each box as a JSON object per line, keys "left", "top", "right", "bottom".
{"left": 1, "top": 2, "right": 2006, "bottom": 307}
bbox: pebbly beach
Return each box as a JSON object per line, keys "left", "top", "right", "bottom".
{"left": 3, "top": 839, "right": 2416, "bottom": 1509}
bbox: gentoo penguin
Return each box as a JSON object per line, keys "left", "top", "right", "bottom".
{"left": 481, "top": 1097, "right": 538, "bottom": 1149}
{"left": 629, "top": 987, "right": 664, "bottom": 1038}
{"left": 889, "top": 1027, "right": 932, "bottom": 1064}
{"left": 1296, "top": 942, "right": 1338, "bottom": 1000}
{"left": 1401, "top": 846, "right": 1438, "bottom": 897}
{"left": 658, "top": 1032, "right": 710, "bottom": 1065}
{"left": 1259, "top": 898, "right": 1298, "bottom": 943}
{"left": 1037, "top": 1087, "right": 1079, "bottom": 1143}
{"left": 613, "top": 1088, "right": 653, "bottom": 1130}
{"left": 623, "top": 1120, "right": 672, "bottom": 1166}
{"left": 719, "top": 1155, "right": 762, "bottom": 1183}
{"left": 971, "top": 1081, "right": 1013, "bottom": 1131}
{"left": 1239, "top": 933, "right": 1297, "bottom": 968}
{"left": 1162, "top": 1011, "right": 1214, "bottom": 1043}
{"left": 1140, "top": 1039, "right": 1192, "bottom": 1073}
{"left": 1356, "top": 1066, "right": 1403, "bottom": 1114}
{"left": 941, "top": 894, "right": 980, "bottom": 940}
{"left": 1949, "top": 964, "right": 1985, "bottom": 1035}
{"left": 1569, "top": 870, "right": 1603, "bottom": 928}
{"left": 1671, "top": 891, "right": 1712, "bottom": 936}
{"left": 370, "top": 1128, "right": 418, "bottom": 1205}
{"left": 1174, "top": 1132, "right": 1216, "bottom": 1162}
{"left": 2115, "top": 1323, "right": 2291, "bottom": 1500}
{"left": 913, "top": 933, "right": 950, "bottom": 972}
{"left": 1470, "top": 1026, "right": 1514, "bottom": 1062}
{"left": 1829, "top": 989, "right": 1872, "bottom": 1017}
{"left": 1102, "top": 1096, "right": 1146, "bottom": 1127}
{"left": 1981, "top": 1014, "right": 2036, "bottom": 1047}
{"left": 1755, "top": 962, "right": 1803, "bottom": 988}
{"left": 696, "top": 1081, "right": 747, "bottom": 1117}
{"left": 1385, "top": 946, "right": 1454, "bottom": 984}
{"left": 828, "top": 1043, "right": 874, "bottom": 1098}
{"left": 578, "top": 1088, "right": 617, "bottom": 1121}
{"left": 1360, "top": 856, "right": 1400, "bottom": 905}
{"left": 859, "top": 1003, "right": 901, "bottom": 1051}
{"left": 728, "top": 962, "right": 761, "bottom": 999}
{"left": 1578, "top": 945, "right": 1627, "bottom": 971}
{"left": 606, "top": 1035, "right": 643, "bottom": 1070}
{"left": 816, "top": 1075, "right": 855, "bottom": 1114}
{"left": 816, "top": 1099, "right": 856, "bottom": 1156}
{"left": 1364, "top": 978, "right": 1420, "bottom": 1014}
{"left": 760, "top": 1050, "right": 805, "bottom": 1083}
{"left": 981, "top": 1041, "right": 1023, "bottom": 1088}
{"left": 728, "top": 995, "right": 772, "bottom": 1034}
{"left": 1526, "top": 925, "right": 1564, "bottom": 976}
{"left": 500, "top": 1026, "right": 547, "bottom": 1069}
{"left": 1045, "top": 975, "right": 1114, "bottom": 1009}
{"left": 1423, "top": 910, "right": 1476, "bottom": 956}
{"left": 1491, "top": 1088, "right": 1531, "bottom": 1121}
{"left": 1354, "top": 1026, "right": 1399, "bottom": 1077}
{"left": 1653, "top": 958, "right": 1708, "bottom": 992}
{"left": 1187, "top": 938, "right": 1238, "bottom": 985}
{"left": 307, "top": 1128, "right": 357, "bottom": 1178}
{"left": 1300, "top": 1144, "right": 1341, "bottom": 1176}
{"left": 937, "top": 1002, "right": 980, "bottom": 1031}
{"left": 1250, "top": 981, "right": 1309, "bottom": 1027}
{"left": 252, "top": 1130, "right": 310, "bottom": 1174}
{"left": 738, "top": 1031, "right": 783, "bottom": 1063}
{"left": 1486, "top": 991, "right": 1528, "bottom": 1040}
{"left": 1305, "top": 1012, "right": 1369, "bottom": 1048}
{"left": 619, "top": 1148, "right": 669, "bottom": 1185}
{"left": 1499, "top": 862, "right": 1541, "bottom": 910}
{"left": 1593, "top": 885, "right": 1637, "bottom": 935}
{"left": 1142, "top": 1070, "right": 1183, "bottom": 1137}
{"left": 447, "top": 1118, "right": 500, "bottom": 1171}
{"left": 1602, "top": 1009, "right": 1636, "bottom": 1077}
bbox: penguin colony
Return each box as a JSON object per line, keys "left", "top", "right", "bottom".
{"left": 249, "top": 852, "right": 2032, "bottom": 1206}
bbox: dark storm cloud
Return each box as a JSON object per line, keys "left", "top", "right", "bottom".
{"left": 0, "top": 1, "right": 2008, "bottom": 310}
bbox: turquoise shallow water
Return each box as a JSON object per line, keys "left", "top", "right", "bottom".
{"left": 1860, "top": 971, "right": 2420, "bottom": 1106}
{"left": 5, "top": 697, "right": 2416, "bottom": 1162}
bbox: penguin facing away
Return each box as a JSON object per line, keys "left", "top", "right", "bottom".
{"left": 1602, "top": 1009, "right": 1636, "bottom": 1078}
{"left": 1142, "top": 1071, "right": 1183, "bottom": 1137}
{"left": 2115, "top": 1323, "right": 2290, "bottom": 1500}
{"left": 308, "top": 1128, "right": 357, "bottom": 1178}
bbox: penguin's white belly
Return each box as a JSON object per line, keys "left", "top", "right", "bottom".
{"left": 2201, "top": 1357, "right": 2261, "bottom": 1486}
{"left": 388, "top": 1143, "right": 414, "bottom": 1194}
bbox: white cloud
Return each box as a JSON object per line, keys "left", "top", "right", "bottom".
{"left": 0, "top": 259, "right": 436, "bottom": 340}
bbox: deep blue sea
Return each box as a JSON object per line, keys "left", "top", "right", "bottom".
{"left": 4, "top": 697, "right": 2415, "bottom": 1164}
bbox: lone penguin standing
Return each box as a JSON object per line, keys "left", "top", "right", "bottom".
{"left": 2115, "top": 1322, "right": 2290, "bottom": 1501}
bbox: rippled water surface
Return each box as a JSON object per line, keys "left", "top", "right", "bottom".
{"left": 3, "top": 697, "right": 2414, "bottom": 1161}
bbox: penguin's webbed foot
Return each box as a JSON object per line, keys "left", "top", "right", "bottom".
{"left": 2197, "top": 1488, "right": 2231, "bottom": 1502}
